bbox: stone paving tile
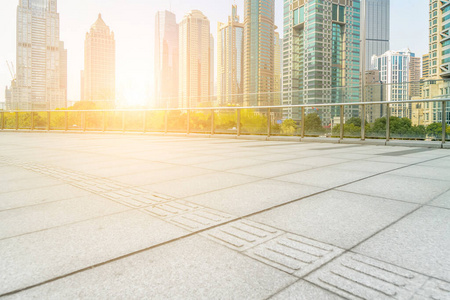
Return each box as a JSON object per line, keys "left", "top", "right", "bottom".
{"left": 0, "top": 210, "right": 189, "bottom": 295}
{"left": 0, "top": 195, "right": 129, "bottom": 240}
{"left": 0, "top": 184, "right": 91, "bottom": 211}
{"left": 287, "top": 157, "right": 350, "bottom": 167}
{"left": 270, "top": 280, "right": 345, "bottom": 300}
{"left": 338, "top": 174, "right": 450, "bottom": 204}
{"left": 427, "top": 190, "right": 450, "bottom": 209}
{"left": 228, "top": 162, "right": 314, "bottom": 178}
{"left": 143, "top": 172, "right": 260, "bottom": 198}
{"left": 329, "top": 160, "right": 404, "bottom": 173}
{"left": 307, "top": 252, "right": 436, "bottom": 300}
{"left": 274, "top": 168, "right": 374, "bottom": 189}
{"left": 365, "top": 155, "right": 431, "bottom": 165}
{"left": 194, "top": 157, "right": 268, "bottom": 171}
{"left": 3, "top": 236, "right": 297, "bottom": 300}
{"left": 84, "top": 161, "right": 174, "bottom": 178}
{"left": 1, "top": 176, "right": 63, "bottom": 194}
{"left": 185, "top": 179, "right": 323, "bottom": 217}
{"left": 249, "top": 191, "right": 418, "bottom": 249}
{"left": 354, "top": 206, "right": 450, "bottom": 282}
{"left": 389, "top": 165, "right": 450, "bottom": 181}
{"left": 111, "top": 166, "right": 214, "bottom": 186}
{"left": 418, "top": 157, "right": 450, "bottom": 168}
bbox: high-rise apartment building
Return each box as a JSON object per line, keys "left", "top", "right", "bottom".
{"left": 59, "top": 41, "right": 68, "bottom": 107}
{"left": 81, "top": 14, "right": 116, "bottom": 108}
{"left": 155, "top": 11, "right": 179, "bottom": 108}
{"left": 217, "top": 5, "right": 244, "bottom": 106}
{"left": 179, "top": 10, "right": 212, "bottom": 108}
{"left": 365, "top": 0, "right": 390, "bottom": 71}
{"left": 210, "top": 34, "right": 215, "bottom": 102}
{"left": 243, "top": 0, "right": 276, "bottom": 106}
{"left": 283, "top": 0, "right": 361, "bottom": 124}
{"left": 274, "top": 31, "right": 282, "bottom": 106}
{"left": 10, "top": 0, "right": 66, "bottom": 110}
{"left": 422, "top": 54, "right": 430, "bottom": 78}
{"left": 371, "top": 49, "right": 421, "bottom": 118}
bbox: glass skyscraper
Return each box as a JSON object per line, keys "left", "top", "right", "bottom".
{"left": 155, "top": 11, "right": 179, "bottom": 109}
{"left": 283, "top": 0, "right": 361, "bottom": 125}
{"left": 217, "top": 5, "right": 244, "bottom": 106}
{"left": 11, "top": 0, "right": 67, "bottom": 110}
{"left": 243, "top": 0, "right": 276, "bottom": 106}
{"left": 365, "top": 0, "right": 390, "bottom": 71}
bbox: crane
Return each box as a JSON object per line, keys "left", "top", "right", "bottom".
{"left": 6, "top": 61, "right": 15, "bottom": 80}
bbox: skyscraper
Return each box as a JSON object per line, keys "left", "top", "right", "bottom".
{"left": 371, "top": 49, "right": 421, "bottom": 118}
{"left": 11, "top": 0, "right": 66, "bottom": 110}
{"left": 283, "top": 0, "right": 361, "bottom": 124}
{"left": 179, "top": 10, "right": 211, "bottom": 108}
{"left": 365, "top": 0, "right": 390, "bottom": 71}
{"left": 422, "top": 54, "right": 430, "bottom": 79}
{"left": 155, "top": 11, "right": 179, "bottom": 109}
{"left": 81, "top": 14, "right": 116, "bottom": 108}
{"left": 274, "top": 31, "right": 282, "bottom": 106}
{"left": 217, "top": 5, "right": 244, "bottom": 106}
{"left": 243, "top": 0, "right": 276, "bottom": 106}
{"left": 59, "top": 41, "right": 68, "bottom": 107}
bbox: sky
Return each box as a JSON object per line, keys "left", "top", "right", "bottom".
{"left": 0, "top": 0, "right": 429, "bottom": 106}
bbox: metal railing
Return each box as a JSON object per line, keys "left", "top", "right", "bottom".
{"left": 1, "top": 98, "right": 449, "bottom": 146}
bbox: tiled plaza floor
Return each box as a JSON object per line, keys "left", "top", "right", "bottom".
{"left": 0, "top": 132, "right": 449, "bottom": 299}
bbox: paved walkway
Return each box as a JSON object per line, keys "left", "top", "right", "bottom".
{"left": 0, "top": 132, "right": 449, "bottom": 299}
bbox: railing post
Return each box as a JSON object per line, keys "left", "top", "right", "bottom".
{"left": 1, "top": 111, "right": 4, "bottom": 130}
{"left": 442, "top": 101, "right": 447, "bottom": 144}
{"left": 301, "top": 107, "right": 305, "bottom": 138}
{"left": 143, "top": 111, "right": 147, "bottom": 133}
{"left": 65, "top": 111, "right": 68, "bottom": 131}
{"left": 122, "top": 111, "right": 126, "bottom": 133}
{"left": 237, "top": 108, "right": 241, "bottom": 136}
{"left": 82, "top": 112, "right": 87, "bottom": 132}
{"left": 15, "top": 112, "right": 19, "bottom": 130}
{"left": 340, "top": 105, "right": 344, "bottom": 140}
{"left": 31, "top": 112, "right": 34, "bottom": 131}
{"left": 164, "top": 110, "right": 168, "bottom": 134}
{"left": 103, "top": 111, "right": 107, "bottom": 132}
{"left": 386, "top": 103, "right": 390, "bottom": 141}
{"left": 187, "top": 109, "right": 190, "bottom": 135}
{"left": 361, "top": 104, "right": 366, "bottom": 141}
{"left": 267, "top": 108, "right": 271, "bottom": 137}
{"left": 211, "top": 109, "right": 215, "bottom": 135}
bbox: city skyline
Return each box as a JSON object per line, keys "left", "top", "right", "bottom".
{"left": 0, "top": 0, "right": 428, "bottom": 106}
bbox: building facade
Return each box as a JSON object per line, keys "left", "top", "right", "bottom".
{"left": 81, "top": 14, "right": 116, "bottom": 108}
{"left": 154, "top": 11, "right": 179, "bottom": 109}
{"left": 11, "top": 0, "right": 66, "bottom": 110}
{"left": 371, "top": 49, "right": 421, "bottom": 118}
{"left": 274, "top": 31, "right": 282, "bottom": 106}
{"left": 364, "top": 70, "right": 385, "bottom": 123}
{"left": 364, "top": 0, "right": 390, "bottom": 71}
{"left": 179, "top": 10, "right": 212, "bottom": 108}
{"left": 283, "top": 0, "right": 361, "bottom": 125}
{"left": 243, "top": 0, "right": 276, "bottom": 106}
{"left": 217, "top": 5, "right": 244, "bottom": 106}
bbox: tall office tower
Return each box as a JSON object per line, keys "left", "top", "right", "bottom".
{"left": 365, "top": 70, "right": 384, "bottom": 123}
{"left": 59, "top": 41, "right": 67, "bottom": 107}
{"left": 364, "top": 0, "right": 390, "bottom": 71}
{"left": 210, "top": 34, "right": 215, "bottom": 103}
{"left": 12, "top": 0, "right": 66, "bottom": 110}
{"left": 371, "top": 49, "right": 420, "bottom": 118}
{"left": 155, "top": 11, "right": 179, "bottom": 108}
{"left": 283, "top": 0, "right": 361, "bottom": 124}
{"left": 81, "top": 14, "right": 116, "bottom": 108}
{"left": 217, "top": 5, "right": 244, "bottom": 106}
{"left": 409, "top": 56, "right": 421, "bottom": 98}
{"left": 273, "top": 31, "right": 282, "bottom": 106}
{"left": 179, "top": 10, "right": 211, "bottom": 108}
{"left": 422, "top": 54, "right": 430, "bottom": 78}
{"left": 243, "top": 0, "right": 276, "bottom": 106}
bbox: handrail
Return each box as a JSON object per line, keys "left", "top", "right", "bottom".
{"left": 1, "top": 98, "right": 450, "bottom": 113}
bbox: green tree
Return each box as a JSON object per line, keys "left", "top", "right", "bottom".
{"left": 281, "top": 119, "right": 297, "bottom": 135}
{"left": 426, "top": 122, "right": 448, "bottom": 139}
{"left": 304, "top": 113, "right": 325, "bottom": 134}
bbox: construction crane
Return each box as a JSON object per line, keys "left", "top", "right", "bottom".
{"left": 6, "top": 61, "right": 15, "bottom": 80}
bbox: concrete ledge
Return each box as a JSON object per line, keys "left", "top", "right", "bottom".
{"left": 267, "top": 136, "right": 301, "bottom": 142}
{"left": 442, "top": 143, "right": 450, "bottom": 149}
{"left": 300, "top": 137, "right": 340, "bottom": 143}
{"left": 340, "top": 138, "right": 386, "bottom": 146}
{"left": 386, "top": 140, "right": 442, "bottom": 148}
{"left": 236, "top": 135, "right": 268, "bottom": 141}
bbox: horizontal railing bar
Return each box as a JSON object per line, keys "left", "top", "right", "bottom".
{"left": 2, "top": 98, "right": 450, "bottom": 113}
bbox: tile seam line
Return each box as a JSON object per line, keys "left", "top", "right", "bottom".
{"left": 1, "top": 153, "right": 448, "bottom": 297}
